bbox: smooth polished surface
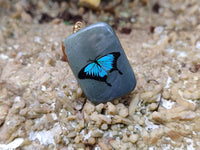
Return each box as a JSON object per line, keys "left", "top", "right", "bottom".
{"left": 64, "top": 22, "right": 136, "bottom": 103}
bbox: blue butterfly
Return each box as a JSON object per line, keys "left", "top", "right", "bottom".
{"left": 78, "top": 52, "right": 123, "bottom": 86}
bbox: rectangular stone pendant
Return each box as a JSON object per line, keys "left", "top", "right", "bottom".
{"left": 64, "top": 22, "right": 136, "bottom": 103}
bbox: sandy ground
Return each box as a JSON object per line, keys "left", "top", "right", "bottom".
{"left": 0, "top": 0, "right": 200, "bottom": 149}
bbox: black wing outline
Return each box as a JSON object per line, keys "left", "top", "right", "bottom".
{"left": 78, "top": 52, "right": 122, "bottom": 86}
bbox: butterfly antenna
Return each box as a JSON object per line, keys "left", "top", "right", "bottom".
{"left": 105, "top": 81, "right": 112, "bottom": 87}
{"left": 87, "top": 59, "right": 94, "bottom": 63}
{"left": 118, "top": 69, "right": 123, "bottom": 75}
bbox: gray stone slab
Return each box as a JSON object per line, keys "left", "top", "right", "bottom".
{"left": 64, "top": 22, "right": 136, "bottom": 104}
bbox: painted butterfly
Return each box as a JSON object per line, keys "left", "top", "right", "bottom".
{"left": 78, "top": 52, "right": 123, "bottom": 86}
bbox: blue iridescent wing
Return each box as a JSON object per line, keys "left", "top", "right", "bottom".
{"left": 78, "top": 62, "right": 108, "bottom": 82}
{"left": 78, "top": 52, "right": 122, "bottom": 86}
{"left": 97, "top": 54, "right": 114, "bottom": 71}
{"left": 97, "top": 52, "right": 122, "bottom": 74}
{"left": 84, "top": 62, "right": 107, "bottom": 77}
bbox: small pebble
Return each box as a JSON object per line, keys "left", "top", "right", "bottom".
{"left": 84, "top": 103, "right": 95, "bottom": 115}
{"left": 96, "top": 103, "right": 104, "bottom": 113}
{"left": 128, "top": 125, "right": 134, "bottom": 131}
{"left": 101, "top": 123, "right": 108, "bottom": 130}
{"left": 196, "top": 41, "right": 200, "bottom": 49}
{"left": 41, "top": 85, "right": 46, "bottom": 91}
{"left": 117, "top": 103, "right": 129, "bottom": 118}
{"left": 149, "top": 103, "right": 158, "bottom": 111}
{"left": 76, "top": 87, "right": 82, "bottom": 97}
{"left": 107, "top": 102, "right": 116, "bottom": 115}
{"left": 88, "top": 137, "right": 96, "bottom": 145}
{"left": 0, "top": 54, "right": 9, "bottom": 60}
{"left": 91, "top": 129, "right": 104, "bottom": 138}
{"left": 155, "top": 26, "right": 164, "bottom": 34}
{"left": 129, "top": 134, "right": 138, "bottom": 144}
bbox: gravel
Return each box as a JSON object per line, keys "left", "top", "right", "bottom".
{"left": 0, "top": 0, "right": 200, "bottom": 149}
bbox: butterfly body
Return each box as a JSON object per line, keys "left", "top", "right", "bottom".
{"left": 78, "top": 52, "right": 122, "bottom": 86}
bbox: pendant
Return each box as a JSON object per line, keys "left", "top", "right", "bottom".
{"left": 63, "top": 22, "right": 136, "bottom": 103}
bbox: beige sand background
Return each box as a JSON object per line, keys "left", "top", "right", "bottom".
{"left": 0, "top": 0, "right": 200, "bottom": 149}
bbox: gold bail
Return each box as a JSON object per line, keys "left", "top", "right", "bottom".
{"left": 62, "top": 21, "right": 84, "bottom": 62}
{"left": 72, "top": 21, "right": 84, "bottom": 33}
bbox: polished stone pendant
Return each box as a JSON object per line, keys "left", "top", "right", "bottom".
{"left": 63, "top": 22, "right": 136, "bottom": 104}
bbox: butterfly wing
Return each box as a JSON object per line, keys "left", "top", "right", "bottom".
{"left": 97, "top": 52, "right": 121, "bottom": 73}
{"left": 78, "top": 52, "right": 122, "bottom": 86}
{"left": 78, "top": 62, "right": 108, "bottom": 82}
